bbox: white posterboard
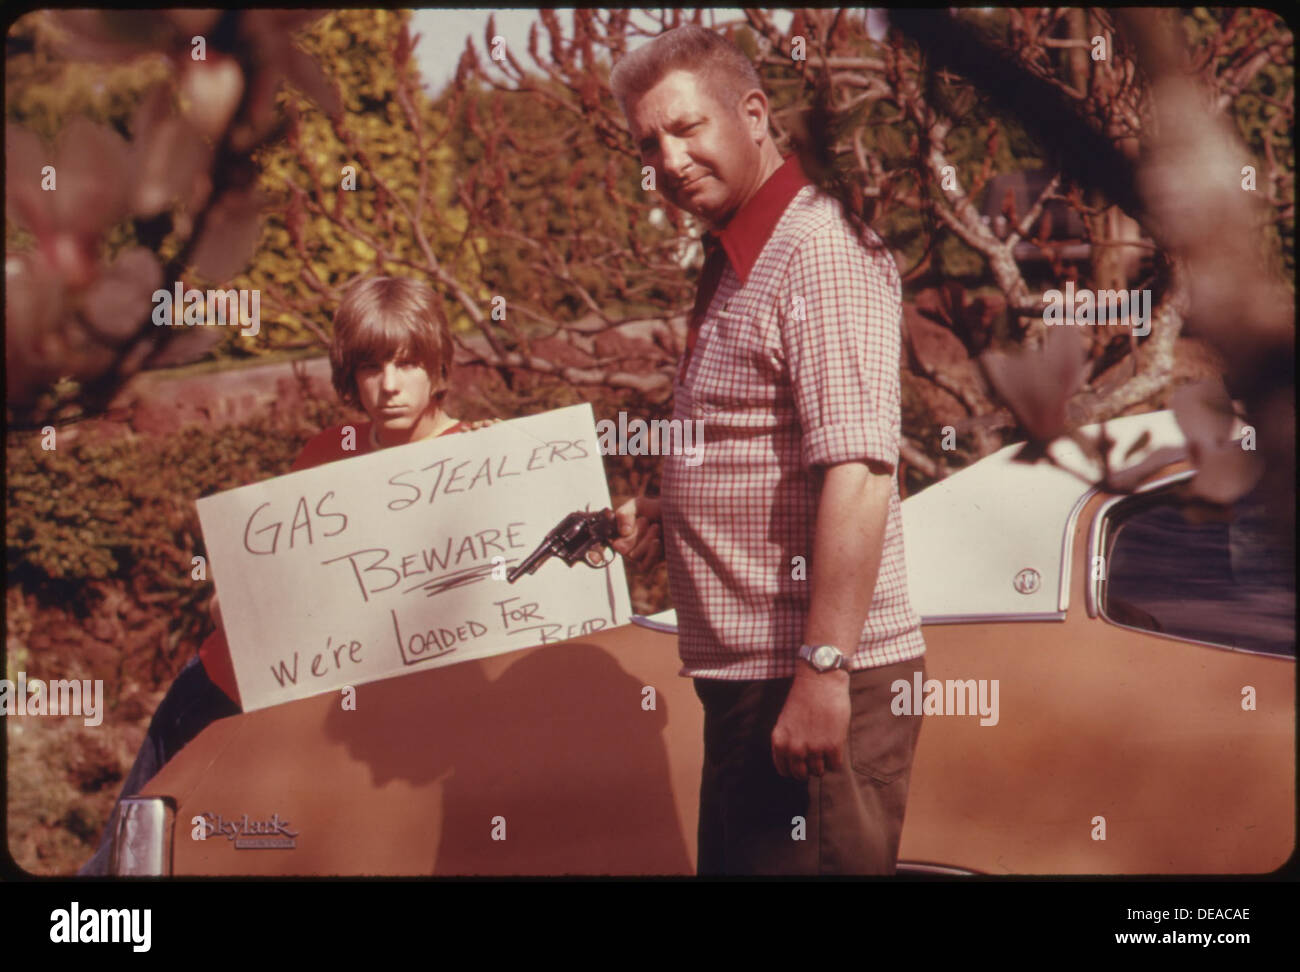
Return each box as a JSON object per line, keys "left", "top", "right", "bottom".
{"left": 195, "top": 403, "right": 631, "bottom": 711}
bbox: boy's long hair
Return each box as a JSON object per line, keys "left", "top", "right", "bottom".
{"left": 330, "top": 276, "right": 455, "bottom": 410}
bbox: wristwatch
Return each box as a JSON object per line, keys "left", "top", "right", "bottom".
{"left": 798, "top": 643, "right": 846, "bottom": 673}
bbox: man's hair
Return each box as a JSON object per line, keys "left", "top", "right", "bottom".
{"left": 608, "top": 24, "right": 764, "bottom": 120}
{"left": 330, "top": 275, "right": 454, "bottom": 410}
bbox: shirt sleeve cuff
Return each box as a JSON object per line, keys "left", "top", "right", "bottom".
{"left": 802, "top": 423, "right": 898, "bottom": 471}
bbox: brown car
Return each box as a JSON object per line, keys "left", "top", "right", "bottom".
{"left": 107, "top": 409, "right": 1294, "bottom": 875}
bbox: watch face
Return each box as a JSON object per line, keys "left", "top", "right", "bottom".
{"left": 813, "top": 646, "right": 838, "bottom": 670}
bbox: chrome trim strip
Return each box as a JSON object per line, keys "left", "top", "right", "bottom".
{"left": 1058, "top": 485, "right": 1100, "bottom": 614}
{"left": 630, "top": 614, "right": 678, "bottom": 635}
{"left": 636, "top": 611, "right": 1073, "bottom": 630}
{"left": 1086, "top": 469, "right": 1293, "bottom": 658}
{"left": 1095, "top": 615, "right": 1296, "bottom": 660}
{"left": 896, "top": 860, "right": 982, "bottom": 876}
{"left": 1086, "top": 469, "right": 1195, "bottom": 619}
{"left": 919, "top": 611, "right": 1066, "bottom": 625}
{"left": 1057, "top": 434, "right": 1191, "bottom": 615}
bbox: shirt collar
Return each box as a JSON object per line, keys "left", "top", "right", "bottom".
{"left": 367, "top": 418, "right": 462, "bottom": 450}
{"left": 706, "top": 153, "right": 811, "bottom": 285}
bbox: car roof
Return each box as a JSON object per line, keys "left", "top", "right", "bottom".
{"left": 901, "top": 409, "right": 1197, "bottom": 622}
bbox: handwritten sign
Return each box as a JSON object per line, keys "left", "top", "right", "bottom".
{"left": 195, "top": 404, "right": 631, "bottom": 711}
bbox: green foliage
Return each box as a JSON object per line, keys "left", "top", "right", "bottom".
{"left": 235, "top": 9, "right": 482, "bottom": 355}
{"left": 4, "top": 12, "right": 172, "bottom": 141}
{"left": 6, "top": 440, "right": 137, "bottom": 581}
{"left": 5, "top": 11, "right": 486, "bottom": 363}
{"left": 5, "top": 390, "right": 351, "bottom": 638}
{"left": 431, "top": 73, "right": 674, "bottom": 331}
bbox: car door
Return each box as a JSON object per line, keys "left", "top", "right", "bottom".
{"left": 899, "top": 468, "right": 1294, "bottom": 874}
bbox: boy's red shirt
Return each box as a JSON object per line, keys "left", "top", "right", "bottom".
{"left": 199, "top": 419, "right": 467, "bottom": 706}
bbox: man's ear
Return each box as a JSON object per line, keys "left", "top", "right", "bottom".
{"left": 739, "top": 88, "right": 770, "bottom": 141}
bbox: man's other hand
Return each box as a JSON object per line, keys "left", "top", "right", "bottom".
{"left": 611, "top": 496, "right": 663, "bottom": 569}
{"left": 771, "top": 666, "right": 851, "bottom": 781}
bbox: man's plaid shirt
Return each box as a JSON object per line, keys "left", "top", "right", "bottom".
{"left": 662, "top": 154, "right": 926, "bottom": 680}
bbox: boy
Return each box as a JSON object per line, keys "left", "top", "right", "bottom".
{"left": 82, "top": 275, "right": 479, "bottom": 873}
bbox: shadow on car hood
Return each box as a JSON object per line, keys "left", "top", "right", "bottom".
{"left": 144, "top": 623, "right": 699, "bottom": 876}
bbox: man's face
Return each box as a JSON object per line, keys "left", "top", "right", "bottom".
{"left": 354, "top": 351, "right": 440, "bottom": 435}
{"left": 627, "top": 69, "right": 767, "bottom": 227}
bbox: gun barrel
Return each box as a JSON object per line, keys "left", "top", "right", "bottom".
{"left": 506, "top": 539, "right": 556, "bottom": 583}
{"left": 506, "top": 510, "right": 618, "bottom": 583}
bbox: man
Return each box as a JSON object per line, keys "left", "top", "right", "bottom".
{"left": 82, "top": 275, "right": 484, "bottom": 874}
{"left": 608, "top": 25, "right": 927, "bottom": 875}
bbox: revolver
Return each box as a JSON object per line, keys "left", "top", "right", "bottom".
{"left": 506, "top": 508, "right": 620, "bottom": 583}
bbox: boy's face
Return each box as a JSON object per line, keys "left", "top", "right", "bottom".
{"left": 354, "top": 351, "right": 441, "bottom": 434}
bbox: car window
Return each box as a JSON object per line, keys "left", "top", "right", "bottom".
{"left": 1100, "top": 486, "right": 1295, "bottom": 656}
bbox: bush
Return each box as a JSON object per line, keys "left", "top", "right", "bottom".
{"left": 6, "top": 388, "right": 352, "bottom": 674}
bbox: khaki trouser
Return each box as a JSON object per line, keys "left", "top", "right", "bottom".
{"left": 694, "top": 656, "right": 926, "bottom": 876}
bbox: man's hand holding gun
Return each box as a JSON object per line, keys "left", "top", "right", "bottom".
{"left": 611, "top": 496, "right": 663, "bottom": 570}
{"left": 506, "top": 499, "right": 664, "bottom": 583}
